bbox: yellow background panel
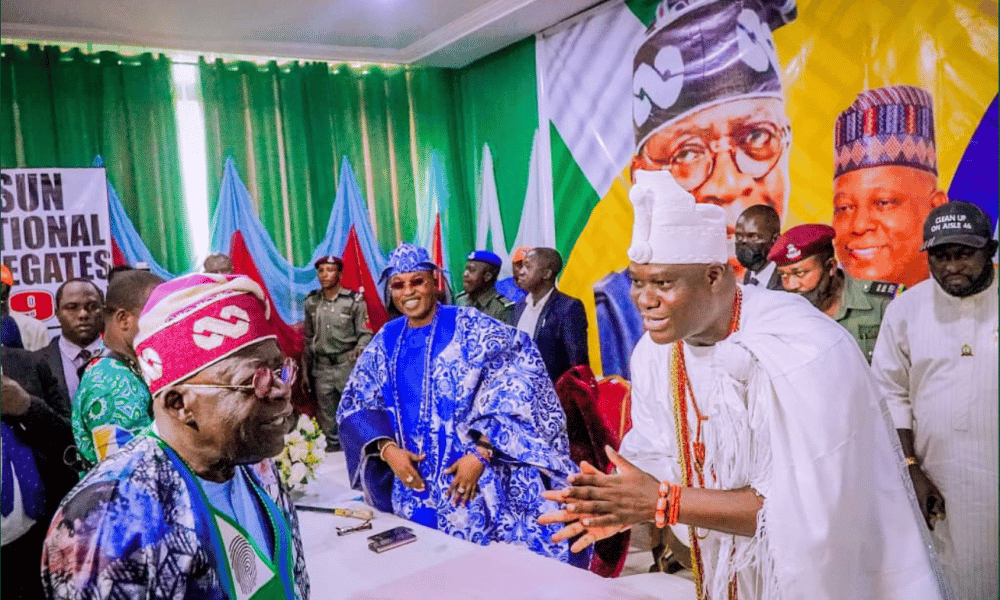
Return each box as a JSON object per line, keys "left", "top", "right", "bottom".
{"left": 562, "top": 0, "right": 999, "bottom": 374}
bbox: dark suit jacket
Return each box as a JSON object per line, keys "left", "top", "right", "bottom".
{"left": 514, "top": 288, "right": 589, "bottom": 383}
{"left": 743, "top": 264, "right": 784, "bottom": 291}
{"left": 34, "top": 337, "right": 72, "bottom": 410}
{"left": 2, "top": 346, "right": 79, "bottom": 600}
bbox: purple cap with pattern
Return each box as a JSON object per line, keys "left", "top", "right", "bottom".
{"left": 633, "top": 0, "right": 797, "bottom": 150}
{"left": 833, "top": 85, "right": 936, "bottom": 179}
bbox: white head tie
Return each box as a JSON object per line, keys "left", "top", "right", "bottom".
{"left": 627, "top": 170, "right": 728, "bottom": 265}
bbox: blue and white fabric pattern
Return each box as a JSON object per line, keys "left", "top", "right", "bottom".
{"left": 380, "top": 243, "right": 439, "bottom": 282}
{"left": 338, "top": 305, "right": 583, "bottom": 564}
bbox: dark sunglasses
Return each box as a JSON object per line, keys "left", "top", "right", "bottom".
{"left": 177, "top": 357, "right": 298, "bottom": 399}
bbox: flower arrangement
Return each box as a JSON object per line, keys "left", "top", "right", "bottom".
{"left": 274, "top": 414, "right": 325, "bottom": 491}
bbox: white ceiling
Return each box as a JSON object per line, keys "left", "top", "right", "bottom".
{"left": 0, "top": 0, "right": 608, "bottom": 67}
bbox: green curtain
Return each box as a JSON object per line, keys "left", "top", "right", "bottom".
{"left": 0, "top": 44, "right": 192, "bottom": 274}
{"left": 456, "top": 37, "right": 539, "bottom": 247}
{"left": 199, "top": 59, "right": 469, "bottom": 272}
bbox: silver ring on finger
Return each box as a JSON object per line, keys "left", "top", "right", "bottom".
{"left": 457, "top": 487, "right": 466, "bottom": 493}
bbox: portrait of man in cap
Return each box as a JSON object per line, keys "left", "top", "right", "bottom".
{"left": 831, "top": 85, "right": 947, "bottom": 288}
{"left": 630, "top": 0, "right": 798, "bottom": 274}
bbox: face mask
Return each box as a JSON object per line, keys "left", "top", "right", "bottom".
{"left": 735, "top": 243, "right": 769, "bottom": 271}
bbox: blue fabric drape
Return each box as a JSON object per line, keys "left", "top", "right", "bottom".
{"left": 100, "top": 156, "right": 179, "bottom": 281}
{"left": 107, "top": 155, "right": 387, "bottom": 325}
{"left": 209, "top": 157, "right": 386, "bottom": 324}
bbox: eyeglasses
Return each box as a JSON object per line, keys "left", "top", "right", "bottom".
{"left": 336, "top": 520, "right": 373, "bottom": 536}
{"left": 388, "top": 275, "right": 430, "bottom": 291}
{"left": 643, "top": 122, "right": 790, "bottom": 191}
{"left": 177, "top": 357, "right": 298, "bottom": 399}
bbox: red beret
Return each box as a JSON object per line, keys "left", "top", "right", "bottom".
{"left": 768, "top": 224, "right": 836, "bottom": 265}
{"left": 314, "top": 255, "right": 343, "bottom": 269}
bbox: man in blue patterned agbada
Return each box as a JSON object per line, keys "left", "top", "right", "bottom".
{"left": 338, "top": 243, "right": 586, "bottom": 566}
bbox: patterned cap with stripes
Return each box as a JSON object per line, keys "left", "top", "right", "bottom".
{"left": 834, "top": 85, "right": 936, "bottom": 179}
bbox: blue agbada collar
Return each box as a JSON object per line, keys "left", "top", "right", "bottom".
{"left": 381, "top": 243, "right": 438, "bottom": 281}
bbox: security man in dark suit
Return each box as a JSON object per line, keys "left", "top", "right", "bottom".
{"left": 304, "top": 255, "right": 373, "bottom": 451}
{"left": 35, "top": 278, "right": 104, "bottom": 407}
{"left": 734, "top": 204, "right": 784, "bottom": 290}
{"left": 513, "top": 247, "right": 589, "bottom": 383}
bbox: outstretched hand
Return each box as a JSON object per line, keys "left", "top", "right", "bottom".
{"left": 539, "top": 446, "right": 661, "bottom": 552}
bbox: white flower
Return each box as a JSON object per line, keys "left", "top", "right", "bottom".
{"left": 298, "top": 415, "right": 319, "bottom": 435}
{"left": 288, "top": 442, "right": 309, "bottom": 463}
{"left": 290, "top": 461, "right": 309, "bottom": 484}
{"left": 285, "top": 430, "right": 305, "bottom": 446}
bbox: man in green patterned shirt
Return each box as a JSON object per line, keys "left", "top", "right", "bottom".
{"left": 72, "top": 270, "right": 163, "bottom": 469}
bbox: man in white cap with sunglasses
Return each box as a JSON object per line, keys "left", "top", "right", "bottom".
{"left": 541, "top": 170, "right": 949, "bottom": 600}
{"left": 42, "top": 273, "right": 309, "bottom": 600}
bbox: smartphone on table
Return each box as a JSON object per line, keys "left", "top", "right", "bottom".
{"left": 367, "top": 526, "right": 417, "bottom": 553}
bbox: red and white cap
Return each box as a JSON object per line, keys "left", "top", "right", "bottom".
{"left": 134, "top": 273, "right": 276, "bottom": 396}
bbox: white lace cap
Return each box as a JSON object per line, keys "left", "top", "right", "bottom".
{"left": 627, "top": 169, "right": 728, "bottom": 265}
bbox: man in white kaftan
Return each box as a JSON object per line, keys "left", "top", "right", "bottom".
{"left": 871, "top": 201, "right": 998, "bottom": 600}
{"left": 540, "top": 170, "right": 949, "bottom": 600}
{"left": 621, "top": 284, "right": 946, "bottom": 599}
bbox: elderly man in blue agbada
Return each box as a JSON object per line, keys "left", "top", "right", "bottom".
{"left": 41, "top": 274, "right": 309, "bottom": 600}
{"left": 337, "top": 243, "right": 585, "bottom": 565}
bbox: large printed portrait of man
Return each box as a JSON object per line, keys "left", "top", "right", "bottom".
{"left": 595, "top": 0, "right": 798, "bottom": 378}
{"left": 831, "top": 86, "right": 946, "bottom": 288}
{"left": 630, "top": 0, "right": 797, "bottom": 275}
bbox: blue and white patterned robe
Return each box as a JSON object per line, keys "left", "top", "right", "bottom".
{"left": 40, "top": 435, "right": 309, "bottom": 600}
{"left": 338, "top": 306, "right": 581, "bottom": 563}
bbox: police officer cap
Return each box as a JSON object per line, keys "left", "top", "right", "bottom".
{"left": 466, "top": 250, "right": 502, "bottom": 268}
{"left": 768, "top": 224, "right": 835, "bottom": 266}
{"left": 314, "top": 255, "right": 344, "bottom": 269}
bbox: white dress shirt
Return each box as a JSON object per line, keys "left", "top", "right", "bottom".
{"left": 516, "top": 287, "right": 554, "bottom": 337}
{"left": 59, "top": 335, "right": 104, "bottom": 401}
{"left": 743, "top": 261, "right": 776, "bottom": 287}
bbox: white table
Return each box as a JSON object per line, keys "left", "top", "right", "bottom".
{"left": 294, "top": 459, "right": 694, "bottom": 600}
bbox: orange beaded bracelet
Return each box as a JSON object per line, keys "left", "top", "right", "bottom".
{"left": 655, "top": 481, "right": 671, "bottom": 528}
{"left": 667, "top": 484, "right": 682, "bottom": 526}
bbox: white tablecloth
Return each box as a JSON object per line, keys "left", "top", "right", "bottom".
{"left": 293, "top": 476, "right": 695, "bottom": 600}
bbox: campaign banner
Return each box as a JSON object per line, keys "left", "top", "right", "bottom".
{"left": 1, "top": 167, "right": 112, "bottom": 330}
{"left": 541, "top": 0, "right": 998, "bottom": 377}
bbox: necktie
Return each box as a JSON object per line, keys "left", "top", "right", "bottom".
{"left": 77, "top": 348, "right": 93, "bottom": 367}
{"left": 748, "top": 276, "right": 759, "bottom": 286}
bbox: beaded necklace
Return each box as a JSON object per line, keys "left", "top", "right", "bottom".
{"left": 670, "top": 287, "right": 742, "bottom": 600}
{"left": 388, "top": 307, "right": 440, "bottom": 456}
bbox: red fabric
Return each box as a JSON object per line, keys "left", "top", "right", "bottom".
{"left": 554, "top": 365, "right": 632, "bottom": 578}
{"left": 596, "top": 375, "right": 633, "bottom": 446}
{"left": 340, "top": 226, "right": 388, "bottom": 333}
{"left": 110, "top": 238, "right": 127, "bottom": 267}
{"left": 229, "top": 231, "right": 313, "bottom": 416}
{"left": 431, "top": 214, "right": 446, "bottom": 292}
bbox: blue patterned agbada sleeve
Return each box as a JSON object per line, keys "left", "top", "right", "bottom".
{"left": 40, "top": 446, "right": 221, "bottom": 600}
{"left": 454, "top": 309, "right": 577, "bottom": 482}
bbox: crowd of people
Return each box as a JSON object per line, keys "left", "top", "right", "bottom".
{"left": 2, "top": 178, "right": 994, "bottom": 599}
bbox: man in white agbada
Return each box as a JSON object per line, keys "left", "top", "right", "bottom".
{"left": 871, "top": 201, "right": 998, "bottom": 600}
{"left": 540, "top": 170, "right": 950, "bottom": 600}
